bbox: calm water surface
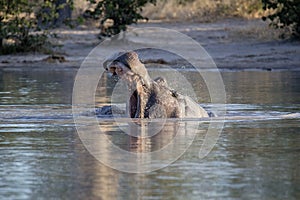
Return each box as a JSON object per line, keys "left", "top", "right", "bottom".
{"left": 0, "top": 69, "right": 299, "bottom": 199}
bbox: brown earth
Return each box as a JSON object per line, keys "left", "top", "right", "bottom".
{"left": 0, "top": 19, "right": 299, "bottom": 71}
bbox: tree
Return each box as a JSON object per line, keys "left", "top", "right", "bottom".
{"left": 37, "top": 0, "right": 73, "bottom": 28}
{"left": 0, "top": 0, "right": 43, "bottom": 53}
{"left": 85, "top": 0, "right": 156, "bottom": 38}
{"left": 262, "top": 0, "right": 300, "bottom": 38}
{"left": 0, "top": 0, "right": 73, "bottom": 54}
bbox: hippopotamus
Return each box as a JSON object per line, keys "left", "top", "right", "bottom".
{"left": 103, "top": 51, "right": 208, "bottom": 118}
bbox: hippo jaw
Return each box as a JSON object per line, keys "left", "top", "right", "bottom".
{"left": 129, "top": 90, "right": 138, "bottom": 118}
{"left": 107, "top": 61, "right": 146, "bottom": 118}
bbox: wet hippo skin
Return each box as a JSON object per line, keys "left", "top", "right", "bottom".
{"left": 104, "top": 51, "right": 209, "bottom": 118}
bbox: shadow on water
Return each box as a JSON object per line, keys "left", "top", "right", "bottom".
{"left": 0, "top": 69, "right": 300, "bottom": 199}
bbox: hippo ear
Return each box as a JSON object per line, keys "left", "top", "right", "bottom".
{"left": 104, "top": 51, "right": 126, "bottom": 70}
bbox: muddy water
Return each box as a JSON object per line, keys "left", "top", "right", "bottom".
{"left": 0, "top": 69, "right": 299, "bottom": 199}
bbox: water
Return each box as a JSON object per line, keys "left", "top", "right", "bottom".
{"left": 0, "top": 69, "right": 299, "bottom": 199}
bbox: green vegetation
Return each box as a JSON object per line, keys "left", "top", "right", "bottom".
{"left": 1, "top": 0, "right": 299, "bottom": 55}
{"left": 262, "top": 0, "right": 300, "bottom": 38}
{"left": 1, "top": 0, "right": 42, "bottom": 54}
{"left": 85, "top": 0, "right": 156, "bottom": 38}
{"left": 0, "top": 0, "right": 72, "bottom": 54}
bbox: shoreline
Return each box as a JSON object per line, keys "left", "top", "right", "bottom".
{"left": 0, "top": 19, "right": 299, "bottom": 72}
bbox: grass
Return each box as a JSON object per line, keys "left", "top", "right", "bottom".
{"left": 141, "top": 0, "right": 290, "bottom": 40}
{"left": 142, "top": 0, "right": 264, "bottom": 22}
{"left": 71, "top": 0, "right": 264, "bottom": 22}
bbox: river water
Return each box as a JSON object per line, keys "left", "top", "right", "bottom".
{"left": 0, "top": 69, "right": 299, "bottom": 199}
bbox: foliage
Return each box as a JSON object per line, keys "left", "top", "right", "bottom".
{"left": 85, "top": 0, "right": 156, "bottom": 38}
{"left": 0, "top": 0, "right": 73, "bottom": 54}
{"left": 37, "top": 0, "right": 74, "bottom": 28}
{"left": 262, "top": 0, "right": 300, "bottom": 38}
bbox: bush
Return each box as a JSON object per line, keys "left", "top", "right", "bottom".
{"left": 262, "top": 0, "right": 300, "bottom": 38}
{"left": 0, "top": 0, "right": 72, "bottom": 54}
{"left": 85, "top": 0, "right": 156, "bottom": 38}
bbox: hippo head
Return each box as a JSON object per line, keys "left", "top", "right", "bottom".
{"left": 103, "top": 51, "right": 152, "bottom": 118}
{"left": 104, "top": 51, "right": 151, "bottom": 87}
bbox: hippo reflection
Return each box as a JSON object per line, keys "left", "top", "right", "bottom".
{"left": 104, "top": 51, "right": 208, "bottom": 118}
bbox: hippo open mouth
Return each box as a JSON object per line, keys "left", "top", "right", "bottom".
{"left": 104, "top": 51, "right": 209, "bottom": 118}
{"left": 129, "top": 90, "right": 138, "bottom": 118}
{"left": 107, "top": 60, "right": 141, "bottom": 117}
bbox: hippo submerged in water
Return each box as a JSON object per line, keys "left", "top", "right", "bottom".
{"left": 103, "top": 51, "right": 209, "bottom": 118}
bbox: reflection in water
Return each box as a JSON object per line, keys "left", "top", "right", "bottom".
{"left": 0, "top": 70, "right": 76, "bottom": 104}
{"left": 0, "top": 69, "right": 300, "bottom": 199}
{"left": 101, "top": 120, "right": 207, "bottom": 154}
{"left": 126, "top": 121, "right": 181, "bottom": 153}
{"left": 78, "top": 118, "right": 204, "bottom": 173}
{"left": 223, "top": 71, "right": 300, "bottom": 104}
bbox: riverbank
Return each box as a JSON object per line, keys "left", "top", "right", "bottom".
{"left": 0, "top": 19, "right": 299, "bottom": 71}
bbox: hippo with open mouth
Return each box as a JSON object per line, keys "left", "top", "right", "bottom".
{"left": 104, "top": 51, "right": 208, "bottom": 118}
